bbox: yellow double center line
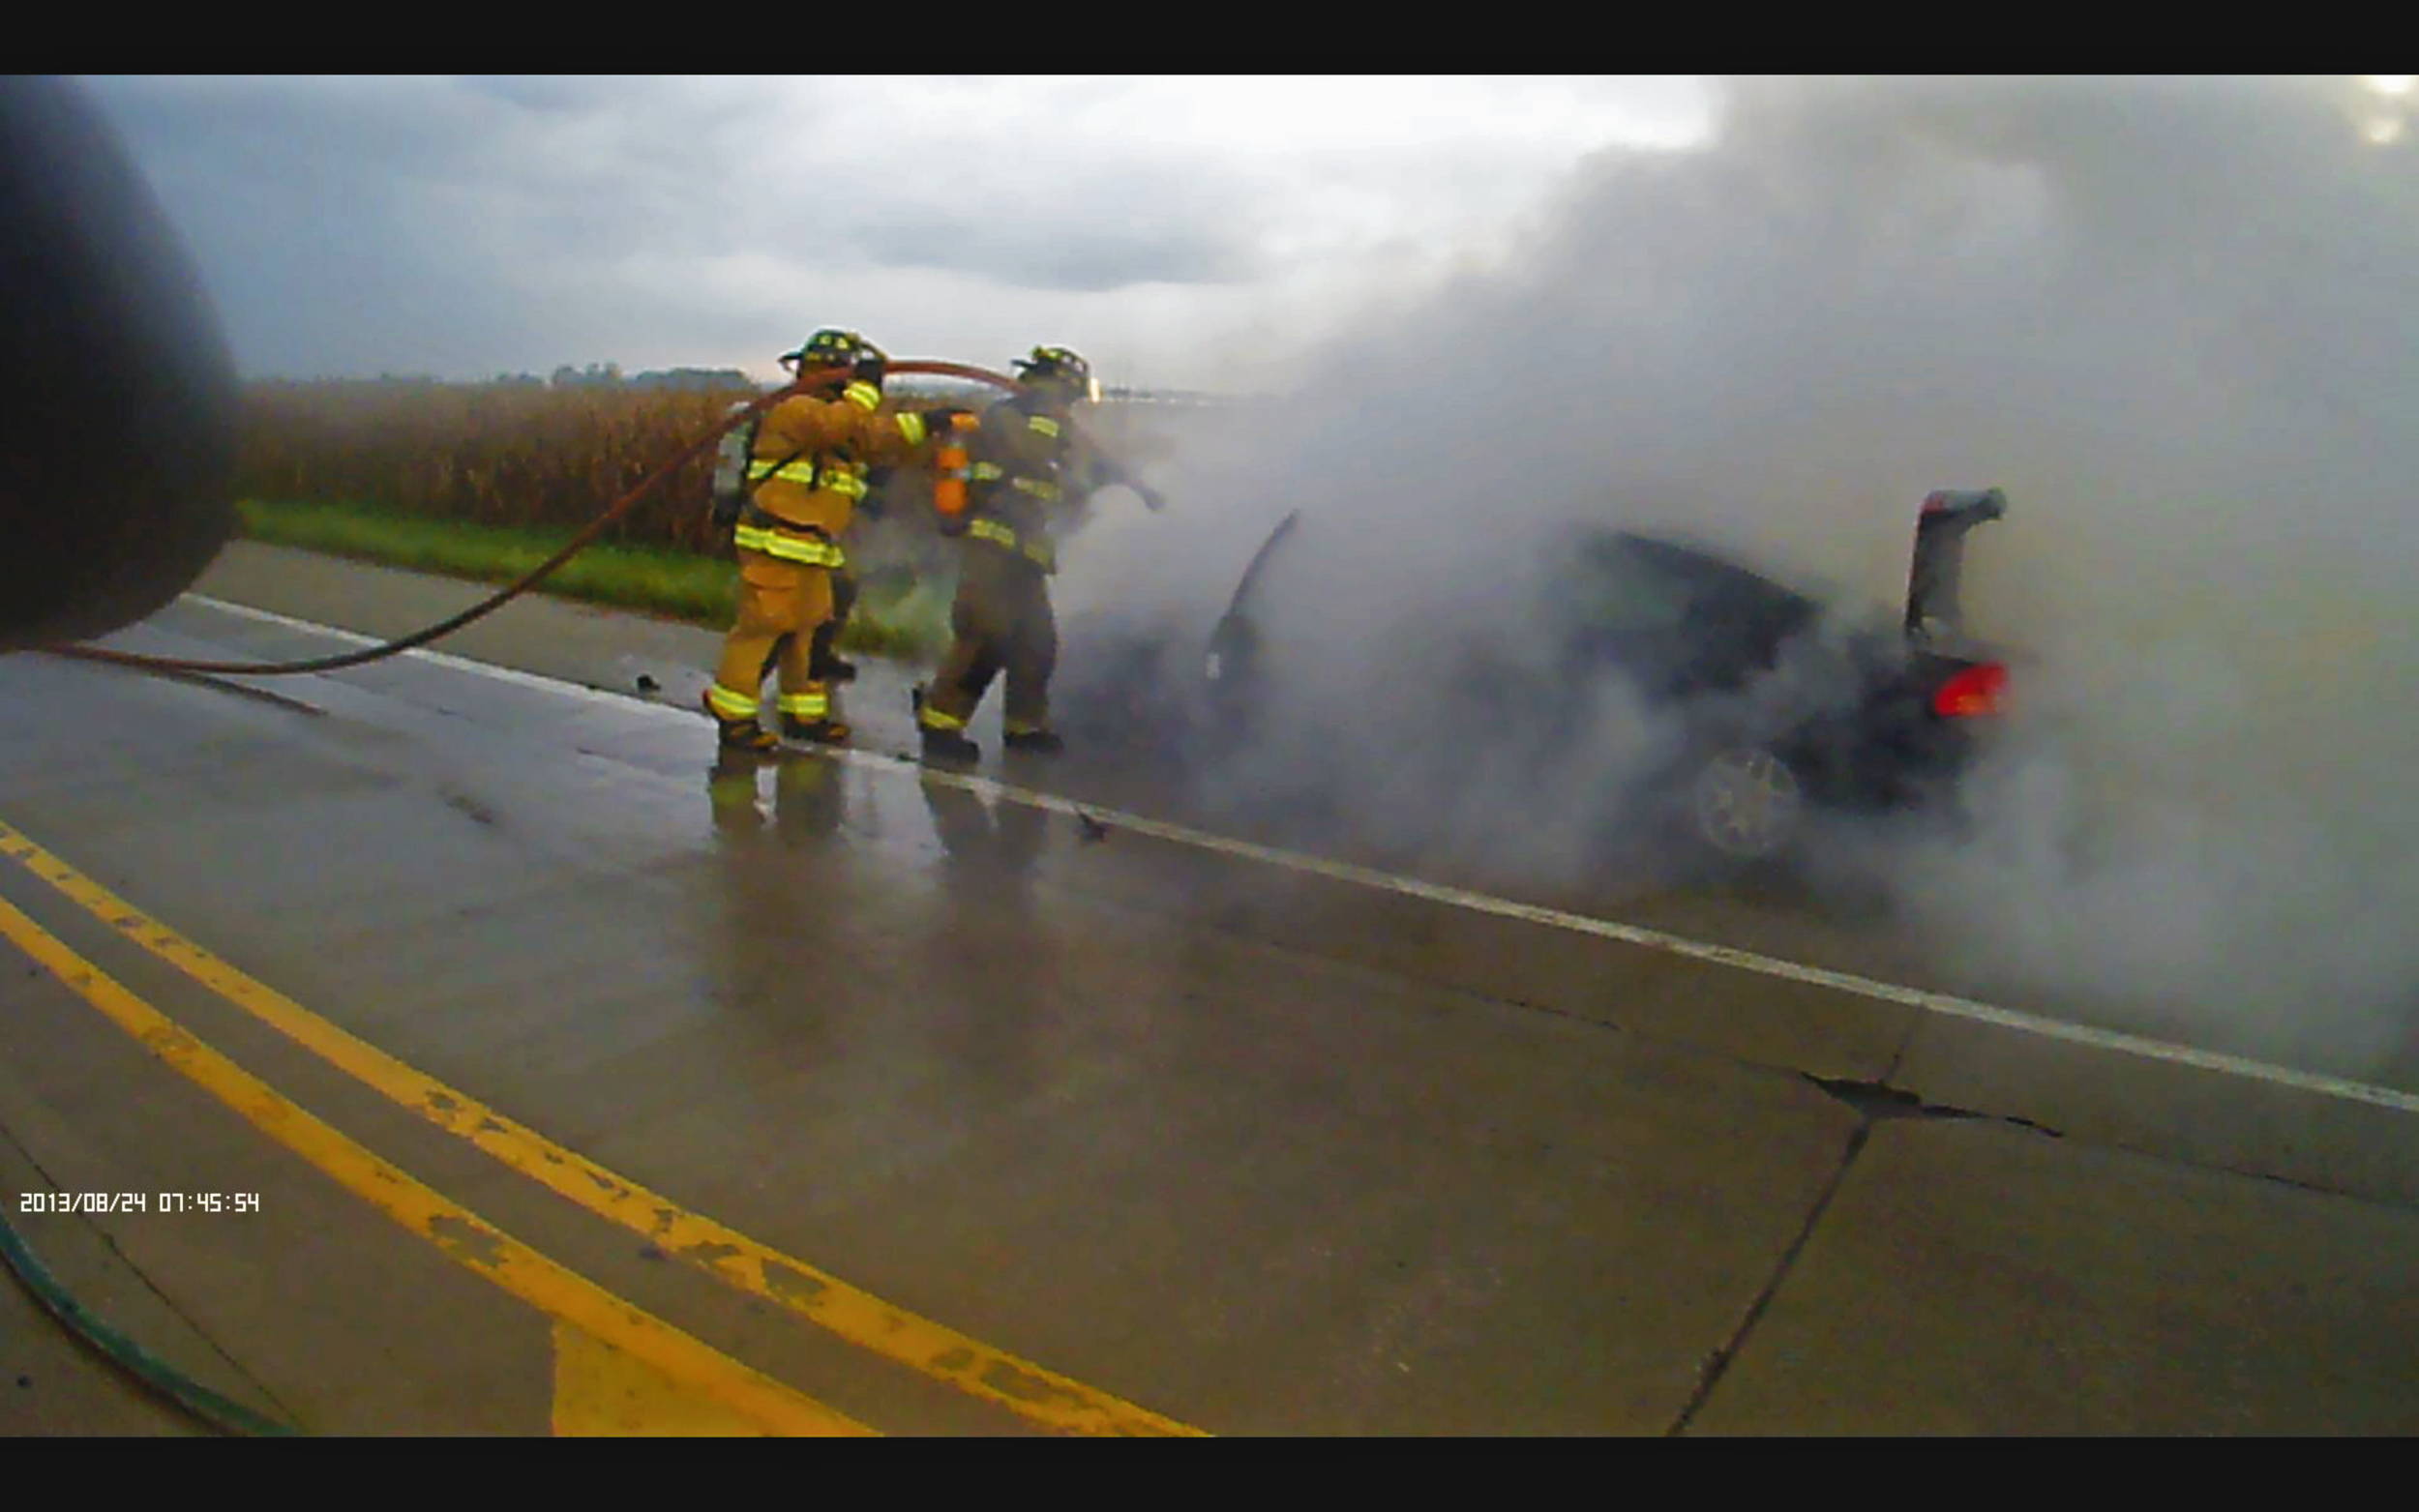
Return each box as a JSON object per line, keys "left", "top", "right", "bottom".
{"left": 0, "top": 816, "right": 1200, "bottom": 1438}
{"left": 0, "top": 883, "right": 865, "bottom": 1436}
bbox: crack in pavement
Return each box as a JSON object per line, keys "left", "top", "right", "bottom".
{"left": 1807, "top": 1071, "right": 2417, "bottom": 1214}
{"left": 1804, "top": 1073, "right": 2068, "bottom": 1139}
{"left": 1663, "top": 1072, "right": 2067, "bottom": 1437}
{"left": 1663, "top": 1114, "right": 1867, "bottom": 1438}
{"left": 1663, "top": 1066, "right": 2413, "bottom": 1434}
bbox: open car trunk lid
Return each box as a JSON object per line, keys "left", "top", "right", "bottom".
{"left": 1905, "top": 488, "right": 2008, "bottom": 650}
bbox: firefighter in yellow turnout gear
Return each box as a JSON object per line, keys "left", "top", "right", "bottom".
{"left": 916, "top": 346, "right": 1164, "bottom": 761}
{"left": 705, "top": 330, "right": 957, "bottom": 753}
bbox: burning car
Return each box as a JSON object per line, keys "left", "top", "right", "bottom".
{"left": 1057, "top": 489, "right": 2015, "bottom": 865}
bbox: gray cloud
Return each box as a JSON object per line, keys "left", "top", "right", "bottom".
{"left": 461, "top": 75, "right": 618, "bottom": 115}
{"left": 74, "top": 75, "right": 1704, "bottom": 385}
{"left": 76, "top": 76, "right": 813, "bottom": 374}
{"left": 850, "top": 206, "right": 1266, "bottom": 292}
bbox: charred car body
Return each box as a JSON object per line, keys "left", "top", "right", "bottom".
{"left": 1057, "top": 489, "right": 2014, "bottom": 865}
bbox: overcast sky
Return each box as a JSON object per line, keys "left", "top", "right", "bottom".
{"left": 76, "top": 74, "right": 1717, "bottom": 393}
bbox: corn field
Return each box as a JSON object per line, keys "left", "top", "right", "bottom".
{"left": 236, "top": 379, "right": 764, "bottom": 556}
{"left": 236, "top": 377, "right": 1194, "bottom": 556}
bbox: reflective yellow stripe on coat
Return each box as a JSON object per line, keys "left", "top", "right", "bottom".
{"left": 966, "top": 519, "right": 1055, "bottom": 569}
{"left": 746, "top": 459, "right": 868, "bottom": 500}
{"left": 733, "top": 524, "right": 846, "bottom": 568}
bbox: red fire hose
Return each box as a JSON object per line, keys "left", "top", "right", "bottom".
{"left": 41, "top": 360, "right": 1055, "bottom": 678}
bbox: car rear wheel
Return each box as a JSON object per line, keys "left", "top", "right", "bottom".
{"left": 1690, "top": 747, "right": 1805, "bottom": 860}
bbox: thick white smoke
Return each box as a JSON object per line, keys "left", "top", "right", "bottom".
{"left": 1058, "top": 76, "right": 2419, "bottom": 1078}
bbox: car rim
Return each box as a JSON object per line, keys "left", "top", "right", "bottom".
{"left": 1693, "top": 748, "right": 1802, "bottom": 858}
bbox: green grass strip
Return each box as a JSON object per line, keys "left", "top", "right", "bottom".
{"left": 237, "top": 499, "right": 950, "bottom": 660}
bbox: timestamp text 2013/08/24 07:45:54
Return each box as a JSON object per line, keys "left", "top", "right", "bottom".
{"left": 16, "top": 1193, "right": 260, "bottom": 1214}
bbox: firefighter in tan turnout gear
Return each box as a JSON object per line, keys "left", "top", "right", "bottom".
{"left": 704, "top": 329, "right": 958, "bottom": 753}
{"left": 915, "top": 346, "right": 1164, "bottom": 762}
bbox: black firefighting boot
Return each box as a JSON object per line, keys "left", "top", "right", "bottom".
{"left": 704, "top": 691, "right": 778, "bottom": 755}
{"left": 921, "top": 726, "right": 981, "bottom": 762}
{"left": 912, "top": 686, "right": 981, "bottom": 763}
{"left": 921, "top": 726, "right": 980, "bottom": 762}
{"left": 808, "top": 620, "right": 857, "bottom": 684}
{"left": 780, "top": 713, "right": 852, "bottom": 746}
{"left": 1001, "top": 726, "right": 1065, "bottom": 756}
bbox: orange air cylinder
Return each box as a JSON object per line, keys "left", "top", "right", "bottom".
{"left": 933, "top": 411, "right": 981, "bottom": 521}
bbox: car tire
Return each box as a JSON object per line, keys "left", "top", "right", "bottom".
{"left": 1687, "top": 746, "right": 1806, "bottom": 863}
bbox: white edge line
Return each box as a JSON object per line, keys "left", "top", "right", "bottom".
{"left": 175, "top": 593, "right": 2419, "bottom": 1118}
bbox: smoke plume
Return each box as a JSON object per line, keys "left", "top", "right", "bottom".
{"left": 1058, "top": 76, "right": 2419, "bottom": 1078}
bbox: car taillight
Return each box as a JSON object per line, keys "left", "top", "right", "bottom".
{"left": 1932, "top": 662, "right": 2008, "bottom": 718}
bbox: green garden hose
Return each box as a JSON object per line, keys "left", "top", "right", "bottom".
{"left": 0, "top": 1205, "right": 301, "bottom": 1437}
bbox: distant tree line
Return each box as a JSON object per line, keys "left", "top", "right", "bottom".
{"left": 290, "top": 365, "right": 762, "bottom": 392}
{"left": 305, "top": 367, "right": 1255, "bottom": 405}
{"left": 525, "top": 363, "right": 758, "bottom": 392}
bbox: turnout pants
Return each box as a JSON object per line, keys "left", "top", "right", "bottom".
{"left": 920, "top": 542, "right": 1058, "bottom": 735}
{"left": 809, "top": 567, "right": 857, "bottom": 678}
{"left": 708, "top": 548, "right": 837, "bottom": 726}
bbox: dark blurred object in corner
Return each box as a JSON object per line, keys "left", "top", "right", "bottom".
{"left": 0, "top": 75, "right": 236, "bottom": 652}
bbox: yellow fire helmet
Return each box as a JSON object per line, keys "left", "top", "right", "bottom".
{"left": 781, "top": 329, "right": 888, "bottom": 387}
{"left": 1013, "top": 345, "right": 1099, "bottom": 404}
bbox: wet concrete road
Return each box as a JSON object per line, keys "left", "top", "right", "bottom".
{"left": 2, "top": 544, "right": 2414, "bottom": 1435}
